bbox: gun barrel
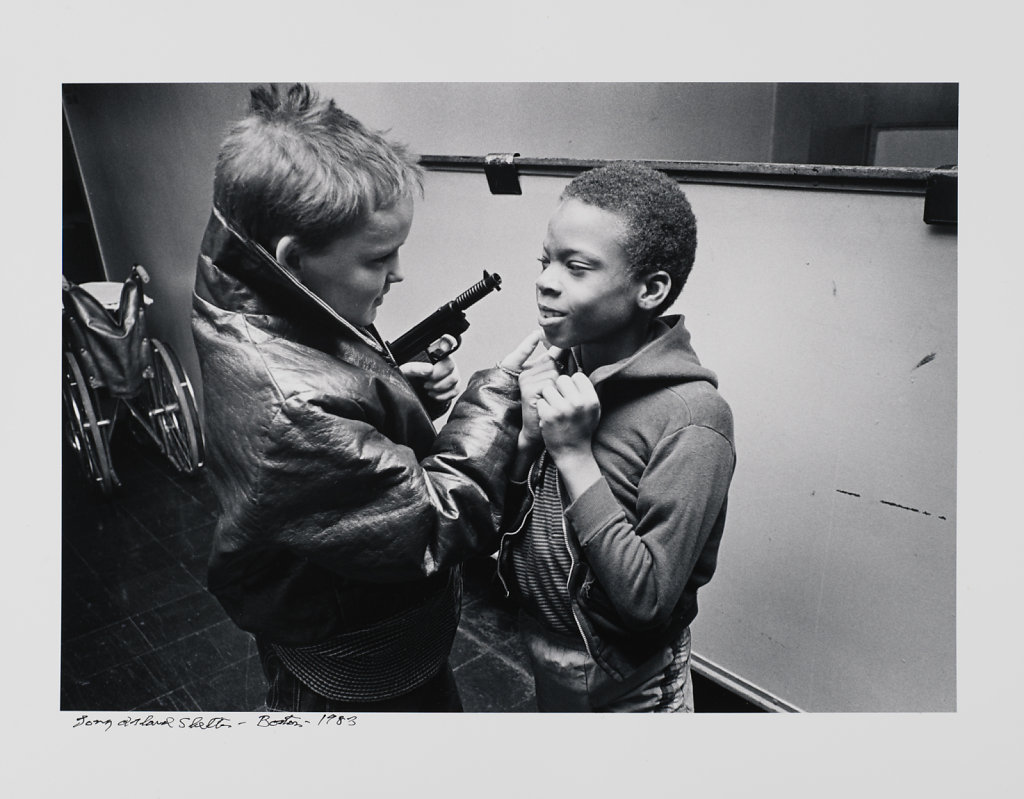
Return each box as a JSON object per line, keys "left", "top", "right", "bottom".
{"left": 452, "top": 270, "right": 502, "bottom": 311}
{"left": 387, "top": 270, "right": 503, "bottom": 365}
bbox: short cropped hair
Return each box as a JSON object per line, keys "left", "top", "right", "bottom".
{"left": 561, "top": 162, "right": 697, "bottom": 312}
{"left": 213, "top": 83, "right": 423, "bottom": 251}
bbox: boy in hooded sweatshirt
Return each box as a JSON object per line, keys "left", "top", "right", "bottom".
{"left": 497, "top": 162, "right": 736, "bottom": 712}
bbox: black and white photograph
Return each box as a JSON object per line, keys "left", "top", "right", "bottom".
{"left": 60, "top": 79, "right": 959, "bottom": 717}
{"left": 7, "top": 2, "right": 1021, "bottom": 796}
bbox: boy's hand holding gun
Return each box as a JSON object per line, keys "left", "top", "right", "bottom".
{"left": 391, "top": 271, "right": 550, "bottom": 410}
{"left": 391, "top": 271, "right": 503, "bottom": 405}
{"left": 399, "top": 354, "right": 462, "bottom": 405}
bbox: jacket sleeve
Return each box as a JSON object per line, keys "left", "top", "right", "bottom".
{"left": 565, "top": 424, "right": 735, "bottom": 630}
{"left": 248, "top": 367, "right": 520, "bottom": 582}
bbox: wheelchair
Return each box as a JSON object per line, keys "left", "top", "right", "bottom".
{"left": 62, "top": 264, "right": 205, "bottom": 495}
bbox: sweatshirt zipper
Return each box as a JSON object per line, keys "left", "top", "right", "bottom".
{"left": 497, "top": 458, "right": 538, "bottom": 597}
{"left": 555, "top": 467, "right": 594, "bottom": 660}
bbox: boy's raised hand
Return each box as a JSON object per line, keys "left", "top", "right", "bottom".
{"left": 536, "top": 372, "right": 603, "bottom": 500}
{"left": 537, "top": 373, "right": 601, "bottom": 456}
{"left": 518, "top": 341, "right": 564, "bottom": 450}
{"left": 499, "top": 329, "right": 545, "bottom": 373}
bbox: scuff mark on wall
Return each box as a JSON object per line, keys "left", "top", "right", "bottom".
{"left": 834, "top": 489, "right": 948, "bottom": 521}
{"left": 880, "top": 499, "right": 947, "bottom": 521}
{"left": 913, "top": 352, "right": 937, "bottom": 370}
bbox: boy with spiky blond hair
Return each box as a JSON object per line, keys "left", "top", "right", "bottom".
{"left": 193, "top": 83, "right": 539, "bottom": 712}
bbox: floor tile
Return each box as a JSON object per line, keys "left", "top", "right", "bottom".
{"left": 61, "top": 657, "right": 164, "bottom": 712}
{"left": 183, "top": 655, "right": 267, "bottom": 712}
{"left": 489, "top": 626, "right": 532, "bottom": 670}
{"left": 60, "top": 594, "right": 109, "bottom": 643}
{"left": 207, "top": 618, "right": 257, "bottom": 664}
{"left": 119, "top": 487, "right": 214, "bottom": 539}
{"left": 63, "top": 618, "right": 152, "bottom": 680}
{"left": 155, "top": 520, "right": 215, "bottom": 583}
{"left": 133, "top": 686, "right": 201, "bottom": 713}
{"left": 456, "top": 592, "right": 521, "bottom": 646}
{"left": 508, "top": 695, "right": 540, "bottom": 712}
{"left": 170, "top": 471, "right": 221, "bottom": 515}
{"left": 109, "top": 562, "right": 204, "bottom": 616}
{"left": 449, "top": 628, "right": 485, "bottom": 669}
{"left": 138, "top": 628, "right": 239, "bottom": 695}
{"left": 61, "top": 541, "right": 93, "bottom": 581}
{"left": 63, "top": 503, "right": 156, "bottom": 558}
{"left": 89, "top": 536, "right": 180, "bottom": 583}
{"left": 61, "top": 573, "right": 126, "bottom": 641}
{"left": 455, "top": 649, "right": 536, "bottom": 713}
{"left": 131, "top": 589, "right": 229, "bottom": 650}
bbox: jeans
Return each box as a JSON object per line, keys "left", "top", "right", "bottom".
{"left": 257, "top": 641, "right": 463, "bottom": 712}
{"left": 520, "top": 613, "right": 694, "bottom": 712}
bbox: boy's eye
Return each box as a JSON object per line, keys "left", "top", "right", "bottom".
{"left": 537, "top": 256, "right": 550, "bottom": 270}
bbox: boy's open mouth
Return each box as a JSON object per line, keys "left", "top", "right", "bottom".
{"left": 538, "top": 305, "right": 567, "bottom": 320}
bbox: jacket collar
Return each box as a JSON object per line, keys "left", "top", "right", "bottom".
{"left": 195, "top": 207, "right": 393, "bottom": 359}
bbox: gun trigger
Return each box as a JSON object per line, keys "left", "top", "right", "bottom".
{"left": 427, "top": 333, "right": 460, "bottom": 362}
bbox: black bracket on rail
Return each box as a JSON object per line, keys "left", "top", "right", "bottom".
{"left": 923, "top": 165, "right": 957, "bottom": 226}
{"left": 484, "top": 152, "right": 522, "bottom": 195}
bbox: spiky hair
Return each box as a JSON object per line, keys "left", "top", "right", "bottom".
{"left": 214, "top": 83, "right": 423, "bottom": 250}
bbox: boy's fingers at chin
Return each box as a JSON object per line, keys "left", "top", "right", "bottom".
{"left": 524, "top": 343, "right": 565, "bottom": 370}
{"left": 506, "top": 330, "right": 544, "bottom": 367}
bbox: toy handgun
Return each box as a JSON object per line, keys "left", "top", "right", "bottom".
{"left": 387, "top": 270, "right": 502, "bottom": 365}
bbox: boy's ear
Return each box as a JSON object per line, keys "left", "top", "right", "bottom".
{"left": 274, "top": 235, "right": 302, "bottom": 273}
{"left": 637, "top": 271, "right": 671, "bottom": 311}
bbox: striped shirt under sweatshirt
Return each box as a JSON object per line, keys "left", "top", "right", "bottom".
{"left": 509, "top": 451, "right": 578, "bottom": 636}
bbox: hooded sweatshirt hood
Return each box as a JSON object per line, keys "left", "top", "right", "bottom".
{"left": 576, "top": 314, "right": 719, "bottom": 391}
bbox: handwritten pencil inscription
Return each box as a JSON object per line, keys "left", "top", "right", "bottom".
{"left": 71, "top": 712, "right": 358, "bottom": 731}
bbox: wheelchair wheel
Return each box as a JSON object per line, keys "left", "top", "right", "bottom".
{"left": 62, "top": 350, "right": 117, "bottom": 495}
{"left": 146, "top": 339, "right": 205, "bottom": 474}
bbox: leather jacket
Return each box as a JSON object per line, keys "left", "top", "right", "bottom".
{"left": 191, "top": 209, "right": 521, "bottom": 647}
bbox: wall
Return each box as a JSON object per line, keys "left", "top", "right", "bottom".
{"left": 310, "top": 82, "right": 776, "bottom": 162}
{"left": 771, "top": 83, "right": 959, "bottom": 166}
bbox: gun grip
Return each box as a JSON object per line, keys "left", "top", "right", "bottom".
{"left": 427, "top": 333, "right": 461, "bottom": 362}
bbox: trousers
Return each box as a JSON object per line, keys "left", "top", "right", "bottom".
{"left": 519, "top": 613, "right": 694, "bottom": 712}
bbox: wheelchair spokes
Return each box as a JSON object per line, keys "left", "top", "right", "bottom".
{"left": 142, "top": 340, "right": 205, "bottom": 474}
{"left": 62, "top": 350, "right": 119, "bottom": 495}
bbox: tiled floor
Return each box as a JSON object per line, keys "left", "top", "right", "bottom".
{"left": 60, "top": 424, "right": 539, "bottom": 713}
{"left": 61, "top": 419, "right": 759, "bottom": 714}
